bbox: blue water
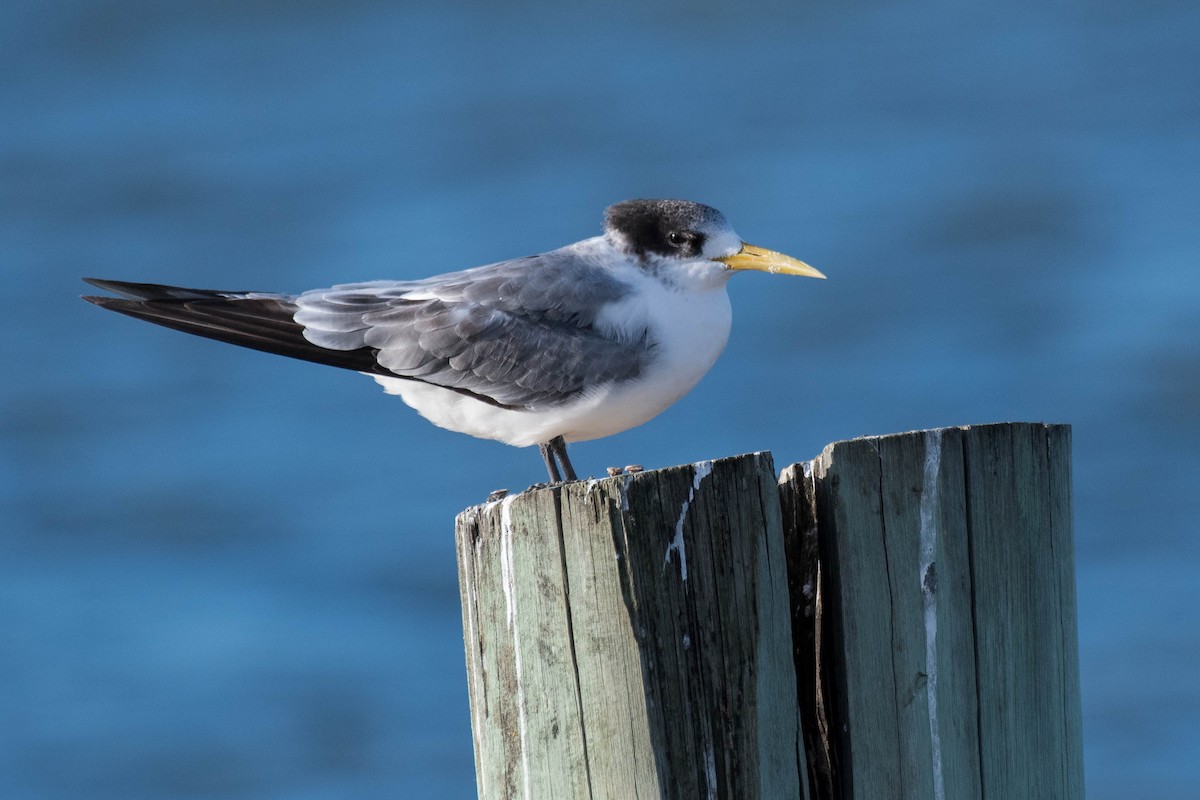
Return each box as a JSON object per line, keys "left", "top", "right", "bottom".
{"left": 3, "top": 1, "right": 1198, "bottom": 797}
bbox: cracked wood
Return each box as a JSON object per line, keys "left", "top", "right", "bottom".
{"left": 455, "top": 452, "right": 804, "bottom": 800}
{"left": 783, "top": 423, "right": 1083, "bottom": 800}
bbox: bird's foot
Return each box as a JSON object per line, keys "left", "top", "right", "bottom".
{"left": 486, "top": 488, "right": 509, "bottom": 503}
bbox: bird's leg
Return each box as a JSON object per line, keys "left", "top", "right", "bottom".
{"left": 538, "top": 441, "right": 562, "bottom": 483}
{"left": 549, "top": 436, "right": 578, "bottom": 482}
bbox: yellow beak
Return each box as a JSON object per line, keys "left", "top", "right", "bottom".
{"left": 714, "top": 243, "right": 826, "bottom": 279}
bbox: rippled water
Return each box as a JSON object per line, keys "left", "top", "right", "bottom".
{"left": 3, "top": 2, "right": 1198, "bottom": 797}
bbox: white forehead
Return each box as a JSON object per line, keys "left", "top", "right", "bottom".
{"left": 700, "top": 221, "right": 743, "bottom": 259}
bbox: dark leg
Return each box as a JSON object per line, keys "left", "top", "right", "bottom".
{"left": 549, "top": 436, "right": 578, "bottom": 482}
{"left": 538, "top": 442, "right": 562, "bottom": 483}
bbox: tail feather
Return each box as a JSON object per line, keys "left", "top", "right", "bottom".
{"left": 82, "top": 279, "right": 384, "bottom": 375}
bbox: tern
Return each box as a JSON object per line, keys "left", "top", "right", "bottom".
{"left": 83, "top": 199, "right": 824, "bottom": 482}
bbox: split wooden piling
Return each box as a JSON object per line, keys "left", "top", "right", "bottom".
{"left": 454, "top": 422, "right": 1083, "bottom": 800}
{"left": 456, "top": 452, "right": 803, "bottom": 799}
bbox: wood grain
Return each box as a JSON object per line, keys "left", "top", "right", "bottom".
{"left": 456, "top": 423, "right": 1082, "bottom": 800}
{"left": 456, "top": 452, "right": 805, "bottom": 800}
{"left": 781, "top": 423, "right": 1082, "bottom": 800}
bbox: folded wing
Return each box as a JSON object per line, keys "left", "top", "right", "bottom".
{"left": 83, "top": 252, "right": 650, "bottom": 409}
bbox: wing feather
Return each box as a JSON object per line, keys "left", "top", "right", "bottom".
{"left": 295, "top": 248, "right": 647, "bottom": 406}
{"left": 85, "top": 246, "right": 651, "bottom": 410}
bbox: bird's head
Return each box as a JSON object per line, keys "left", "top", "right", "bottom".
{"left": 603, "top": 199, "right": 825, "bottom": 281}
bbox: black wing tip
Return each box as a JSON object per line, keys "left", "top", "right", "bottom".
{"left": 82, "top": 277, "right": 138, "bottom": 295}
{"left": 81, "top": 277, "right": 166, "bottom": 302}
{"left": 80, "top": 278, "right": 267, "bottom": 302}
{"left": 81, "top": 295, "right": 150, "bottom": 319}
{"left": 81, "top": 284, "right": 140, "bottom": 310}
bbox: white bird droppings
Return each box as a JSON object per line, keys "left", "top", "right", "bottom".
{"left": 918, "top": 429, "right": 945, "bottom": 800}
{"left": 665, "top": 460, "right": 713, "bottom": 582}
{"left": 498, "top": 497, "right": 532, "bottom": 800}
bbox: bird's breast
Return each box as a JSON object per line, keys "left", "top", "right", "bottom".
{"left": 577, "top": 280, "right": 733, "bottom": 437}
{"left": 595, "top": 277, "right": 733, "bottom": 375}
{"left": 372, "top": 278, "right": 734, "bottom": 449}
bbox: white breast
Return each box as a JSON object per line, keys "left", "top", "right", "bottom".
{"left": 370, "top": 260, "right": 735, "bottom": 448}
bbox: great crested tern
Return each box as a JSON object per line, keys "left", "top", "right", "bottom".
{"left": 83, "top": 199, "right": 824, "bottom": 482}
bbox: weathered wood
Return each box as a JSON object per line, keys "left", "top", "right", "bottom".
{"left": 456, "top": 452, "right": 806, "bottom": 800}
{"left": 455, "top": 422, "right": 1082, "bottom": 800}
{"left": 779, "top": 423, "right": 1083, "bottom": 800}
{"left": 961, "top": 423, "right": 1082, "bottom": 800}
{"left": 779, "top": 462, "right": 838, "bottom": 800}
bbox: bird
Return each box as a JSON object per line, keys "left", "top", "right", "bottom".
{"left": 83, "top": 199, "right": 824, "bottom": 483}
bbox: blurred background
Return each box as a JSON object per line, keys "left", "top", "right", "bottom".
{"left": 2, "top": 1, "right": 1197, "bottom": 797}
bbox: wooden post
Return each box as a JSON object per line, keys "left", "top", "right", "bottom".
{"left": 455, "top": 452, "right": 806, "bottom": 800}
{"left": 779, "top": 423, "right": 1083, "bottom": 799}
{"left": 454, "top": 423, "right": 1083, "bottom": 800}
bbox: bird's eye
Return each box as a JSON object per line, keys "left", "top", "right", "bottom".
{"left": 667, "top": 231, "right": 689, "bottom": 248}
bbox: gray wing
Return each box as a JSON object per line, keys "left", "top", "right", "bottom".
{"left": 293, "top": 250, "right": 651, "bottom": 407}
